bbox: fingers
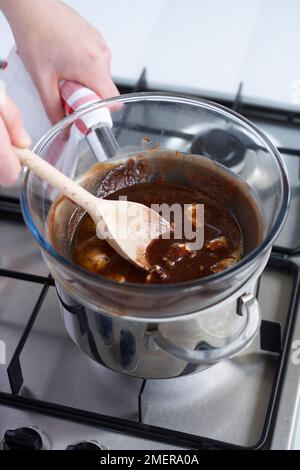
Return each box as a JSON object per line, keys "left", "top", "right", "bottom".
{"left": 32, "top": 43, "right": 119, "bottom": 123}
{"left": 0, "top": 95, "right": 31, "bottom": 147}
{"left": 0, "top": 118, "right": 21, "bottom": 186}
{"left": 66, "top": 43, "right": 120, "bottom": 101}
{"left": 37, "top": 77, "right": 65, "bottom": 124}
{"left": 66, "top": 54, "right": 120, "bottom": 114}
{"left": 86, "top": 73, "right": 120, "bottom": 101}
{"left": 0, "top": 96, "right": 31, "bottom": 186}
{"left": 65, "top": 73, "right": 121, "bottom": 114}
{"left": 82, "top": 57, "right": 120, "bottom": 100}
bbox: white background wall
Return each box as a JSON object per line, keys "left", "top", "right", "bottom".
{"left": 1, "top": 0, "right": 300, "bottom": 109}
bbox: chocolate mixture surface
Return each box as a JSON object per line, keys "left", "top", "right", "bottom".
{"left": 72, "top": 182, "right": 243, "bottom": 284}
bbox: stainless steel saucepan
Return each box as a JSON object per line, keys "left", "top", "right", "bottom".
{"left": 20, "top": 93, "right": 289, "bottom": 378}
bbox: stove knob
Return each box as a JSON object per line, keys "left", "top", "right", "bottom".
{"left": 3, "top": 427, "right": 43, "bottom": 450}
{"left": 66, "top": 441, "right": 105, "bottom": 451}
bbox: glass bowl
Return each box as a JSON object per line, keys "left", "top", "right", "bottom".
{"left": 20, "top": 92, "right": 289, "bottom": 319}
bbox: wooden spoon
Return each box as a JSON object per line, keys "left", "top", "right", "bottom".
{"left": 15, "top": 147, "right": 171, "bottom": 270}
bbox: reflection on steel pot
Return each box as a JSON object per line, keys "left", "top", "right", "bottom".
{"left": 20, "top": 93, "right": 289, "bottom": 378}
{"left": 56, "top": 258, "right": 266, "bottom": 378}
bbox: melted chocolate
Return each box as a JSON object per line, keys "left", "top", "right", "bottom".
{"left": 72, "top": 182, "right": 243, "bottom": 284}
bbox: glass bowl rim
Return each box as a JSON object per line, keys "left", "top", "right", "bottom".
{"left": 20, "top": 91, "right": 290, "bottom": 292}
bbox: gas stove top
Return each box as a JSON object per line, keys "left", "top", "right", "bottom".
{"left": 0, "top": 74, "right": 300, "bottom": 450}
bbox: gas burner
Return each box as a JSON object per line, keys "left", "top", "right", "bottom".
{"left": 190, "top": 127, "right": 247, "bottom": 173}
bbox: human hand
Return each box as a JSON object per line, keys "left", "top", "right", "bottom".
{"left": 0, "top": 91, "right": 31, "bottom": 186}
{"left": 1, "top": 0, "right": 119, "bottom": 123}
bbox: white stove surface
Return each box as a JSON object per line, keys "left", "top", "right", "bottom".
{"left": 1, "top": 0, "right": 300, "bottom": 110}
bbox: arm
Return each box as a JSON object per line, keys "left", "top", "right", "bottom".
{"left": 0, "top": 0, "right": 118, "bottom": 186}
{"left": 1, "top": 0, "right": 119, "bottom": 122}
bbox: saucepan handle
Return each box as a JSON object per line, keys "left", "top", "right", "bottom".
{"left": 59, "top": 80, "right": 113, "bottom": 134}
{"left": 145, "top": 294, "right": 260, "bottom": 365}
{"left": 59, "top": 80, "right": 118, "bottom": 160}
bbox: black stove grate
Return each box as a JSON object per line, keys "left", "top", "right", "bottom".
{"left": 0, "top": 74, "right": 300, "bottom": 449}
{"left": 0, "top": 254, "right": 299, "bottom": 450}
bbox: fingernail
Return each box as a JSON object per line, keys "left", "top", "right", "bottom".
{"left": 20, "top": 129, "right": 32, "bottom": 147}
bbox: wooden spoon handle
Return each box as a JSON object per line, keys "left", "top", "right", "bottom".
{"left": 14, "top": 146, "right": 97, "bottom": 213}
